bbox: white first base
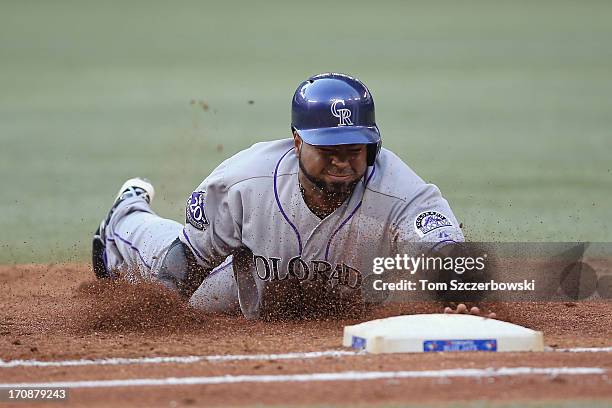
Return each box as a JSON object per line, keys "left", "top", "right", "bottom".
{"left": 343, "top": 314, "right": 544, "bottom": 353}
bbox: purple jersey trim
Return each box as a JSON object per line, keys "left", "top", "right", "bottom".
{"left": 273, "top": 147, "right": 303, "bottom": 255}
{"left": 431, "top": 239, "right": 458, "bottom": 251}
{"left": 181, "top": 228, "right": 206, "bottom": 262}
{"left": 209, "top": 259, "right": 233, "bottom": 276}
{"left": 107, "top": 233, "right": 152, "bottom": 270}
{"left": 324, "top": 166, "right": 376, "bottom": 261}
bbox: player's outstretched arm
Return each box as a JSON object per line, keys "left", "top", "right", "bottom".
{"left": 389, "top": 183, "right": 499, "bottom": 318}
{"left": 425, "top": 243, "right": 499, "bottom": 319}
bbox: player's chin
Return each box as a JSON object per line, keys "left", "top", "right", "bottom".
{"left": 322, "top": 177, "right": 359, "bottom": 194}
{"left": 323, "top": 172, "right": 357, "bottom": 184}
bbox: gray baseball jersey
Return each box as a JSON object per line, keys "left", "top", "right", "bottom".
{"left": 180, "top": 138, "right": 464, "bottom": 319}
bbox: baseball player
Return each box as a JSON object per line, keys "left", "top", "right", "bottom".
{"left": 92, "top": 72, "right": 476, "bottom": 320}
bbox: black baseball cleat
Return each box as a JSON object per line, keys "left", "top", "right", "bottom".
{"left": 92, "top": 178, "right": 155, "bottom": 279}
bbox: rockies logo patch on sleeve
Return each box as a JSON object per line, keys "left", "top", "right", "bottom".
{"left": 186, "top": 191, "right": 208, "bottom": 230}
{"left": 415, "top": 211, "right": 453, "bottom": 237}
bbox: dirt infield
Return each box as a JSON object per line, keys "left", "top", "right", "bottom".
{"left": 1, "top": 264, "right": 611, "bottom": 407}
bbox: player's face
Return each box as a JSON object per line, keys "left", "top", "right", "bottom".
{"left": 294, "top": 135, "right": 368, "bottom": 194}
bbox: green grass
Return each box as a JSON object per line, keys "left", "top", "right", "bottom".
{"left": 1, "top": 0, "right": 612, "bottom": 263}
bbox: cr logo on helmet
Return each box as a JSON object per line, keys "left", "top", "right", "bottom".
{"left": 331, "top": 99, "right": 353, "bottom": 126}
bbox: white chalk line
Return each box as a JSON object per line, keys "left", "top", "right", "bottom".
{"left": 1, "top": 346, "right": 610, "bottom": 369}
{"left": 0, "top": 367, "right": 605, "bottom": 389}
{"left": 0, "top": 350, "right": 361, "bottom": 368}
{"left": 554, "top": 346, "right": 612, "bottom": 353}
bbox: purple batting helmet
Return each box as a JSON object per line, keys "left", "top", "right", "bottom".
{"left": 291, "top": 72, "right": 381, "bottom": 166}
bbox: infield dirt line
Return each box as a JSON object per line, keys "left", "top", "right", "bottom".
{"left": 0, "top": 367, "right": 606, "bottom": 389}
{"left": 1, "top": 347, "right": 610, "bottom": 369}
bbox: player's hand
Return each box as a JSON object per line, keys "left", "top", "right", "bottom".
{"left": 443, "top": 303, "right": 496, "bottom": 319}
